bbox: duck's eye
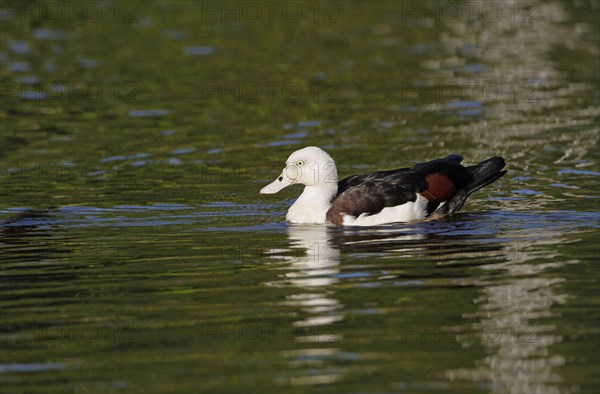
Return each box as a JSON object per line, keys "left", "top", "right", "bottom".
{"left": 278, "top": 176, "right": 283, "bottom": 181}
{"left": 297, "top": 160, "right": 304, "bottom": 166}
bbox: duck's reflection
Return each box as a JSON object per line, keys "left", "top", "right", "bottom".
{"left": 265, "top": 224, "right": 429, "bottom": 343}
{"left": 265, "top": 223, "right": 433, "bottom": 386}
{"left": 278, "top": 224, "right": 341, "bottom": 288}
{"left": 265, "top": 224, "right": 432, "bottom": 288}
{"left": 265, "top": 225, "right": 343, "bottom": 343}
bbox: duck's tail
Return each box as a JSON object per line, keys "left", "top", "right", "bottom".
{"left": 432, "top": 156, "right": 506, "bottom": 217}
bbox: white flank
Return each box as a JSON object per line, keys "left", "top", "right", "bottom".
{"left": 342, "top": 195, "right": 429, "bottom": 226}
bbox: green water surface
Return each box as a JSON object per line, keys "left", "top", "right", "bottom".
{"left": 1, "top": 1, "right": 599, "bottom": 393}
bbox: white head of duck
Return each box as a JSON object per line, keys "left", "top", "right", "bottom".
{"left": 260, "top": 146, "right": 338, "bottom": 224}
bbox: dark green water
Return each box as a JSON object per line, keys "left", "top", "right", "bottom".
{"left": 1, "top": 1, "right": 599, "bottom": 393}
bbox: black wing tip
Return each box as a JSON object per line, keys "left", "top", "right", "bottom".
{"left": 481, "top": 155, "right": 506, "bottom": 168}
{"left": 445, "top": 154, "right": 464, "bottom": 163}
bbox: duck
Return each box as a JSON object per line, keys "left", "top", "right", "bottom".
{"left": 260, "top": 146, "right": 506, "bottom": 226}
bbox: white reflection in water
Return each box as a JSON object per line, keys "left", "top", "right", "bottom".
{"left": 266, "top": 224, "right": 345, "bottom": 385}
{"left": 442, "top": 218, "right": 581, "bottom": 394}
{"left": 265, "top": 225, "right": 429, "bottom": 347}
{"left": 265, "top": 224, "right": 341, "bottom": 287}
{"left": 446, "top": 238, "right": 573, "bottom": 394}
{"left": 265, "top": 224, "right": 343, "bottom": 343}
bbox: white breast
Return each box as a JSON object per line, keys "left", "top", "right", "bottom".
{"left": 285, "top": 185, "right": 336, "bottom": 224}
{"left": 286, "top": 202, "right": 329, "bottom": 224}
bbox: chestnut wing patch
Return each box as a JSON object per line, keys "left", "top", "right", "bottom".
{"left": 420, "top": 173, "right": 457, "bottom": 202}
{"left": 326, "top": 181, "right": 416, "bottom": 225}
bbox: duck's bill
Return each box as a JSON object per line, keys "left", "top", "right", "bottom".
{"left": 260, "top": 175, "right": 292, "bottom": 194}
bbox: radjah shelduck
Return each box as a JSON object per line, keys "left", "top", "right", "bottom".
{"left": 260, "top": 146, "right": 506, "bottom": 226}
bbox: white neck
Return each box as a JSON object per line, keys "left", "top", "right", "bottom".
{"left": 286, "top": 184, "right": 337, "bottom": 224}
